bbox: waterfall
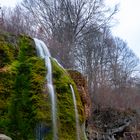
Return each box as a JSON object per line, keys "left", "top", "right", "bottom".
{"left": 34, "top": 38, "right": 57, "bottom": 140}
{"left": 70, "top": 84, "right": 80, "bottom": 140}
{"left": 53, "top": 58, "right": 65, "bottom": 70}
{"left": 82, "top": 121, "right": 88, "bottom": 140}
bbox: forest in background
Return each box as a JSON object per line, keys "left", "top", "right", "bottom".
{"left": 0, "top": 0, "right": 140, "bottom": 111}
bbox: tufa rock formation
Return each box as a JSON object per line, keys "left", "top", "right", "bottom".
{"left": 68, "top": 70, "right": 91, "bottom": 119}
{"left": 0, "top": 32, "right": 89, "bottom": 140}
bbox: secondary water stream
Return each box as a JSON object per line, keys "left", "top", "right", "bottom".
{"left": 70, "top": 84, "right": 80, "bottom": 140}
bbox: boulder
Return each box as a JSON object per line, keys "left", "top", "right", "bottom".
{"left": 87, "top": 107, "right": 136, "bottom": 140}
{"left": 0, "top": 134, "right": 12, "bottom": 140}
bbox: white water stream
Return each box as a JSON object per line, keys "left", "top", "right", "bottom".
{"left": 70, "top": 84, "right": 80, "bottom": 140}
{"left": 34, "top": 38, "right": 57, "bottom": 140}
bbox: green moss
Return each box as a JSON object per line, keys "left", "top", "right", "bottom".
{"left": 0, "top": 33, "right": 51, "bottom": 139}
{"left": 0, "top": 33, "right": 86, "bottom": 140}
{"left": 18, "top": 35, "right": 36, "bottom": 61}
{"left": 0, "top": 42, "right": 15, "bottom": 68}
{"left": 0, "top": 65, "right": 15, "bottom": 134}
{"left": 51, "top": 59, "right": 85, "bottom": 140}
{"left": 7, "top": 58, "right": 48, "bottom": 139}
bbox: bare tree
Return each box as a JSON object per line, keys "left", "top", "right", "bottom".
{"left": 0, "top": 6, "right": 4, "bottom": 29}
{"left": 108, "top": 37, "right": 139, "bottom": 91}
{"left": 22, "top": 0, "right": 118, "bottom": 68}
{"left": 0, "top": 6, "right": 37, "bottom": 36}
{"left": 75, "top": 24, "right": 139, "bottom": 108}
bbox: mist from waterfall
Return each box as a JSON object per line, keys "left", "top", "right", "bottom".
{"left": 34, "top": 38, "right": 57, "bottom": 140}
{"left": 70, "top": 84, "right": 80, "bottom": 140}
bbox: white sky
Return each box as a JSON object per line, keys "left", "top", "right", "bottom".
{"left": 0, "top": 0, "right": 21, "bottom": 7}
{"left": 1, "top": 0, "right": 140, "bottom": 58}
{"left": 106, "top": 0, "right": 140, "bottom": 58}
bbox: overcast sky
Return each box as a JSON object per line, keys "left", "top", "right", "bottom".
{"left": 0, "top": 0, "right": 140, "bottom": 58}
{"left": 106, "top": 0, "right": 140, "bottom": 58}
{"left": 0, "top": 0, "right": 21, "bottom": 7}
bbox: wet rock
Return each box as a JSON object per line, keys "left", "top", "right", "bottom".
{"left": 0, "top": 134, "right": 12, "bottom": 140}
{"left": 68, "top": 70, "right": 91, "bottom": 119}
{"left": 87, "top": 107, "right": 136, "bottom": 140}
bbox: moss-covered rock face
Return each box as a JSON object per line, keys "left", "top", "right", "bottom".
{"left": 0, "top": 33, "right": 47, "bottom": 139}
{"left": 52, "top": 59, "right": 85, "bottom": 140}
{"left": 0, "top": 32, "right": 86, "bottom": 140}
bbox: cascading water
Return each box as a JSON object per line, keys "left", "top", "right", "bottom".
{"left": 70, "top": 84, "right": 80, "bottom": 140}
{"left": 34, "top": 38, "right": 57, "bottom": 140}
{"left": 82, "top": 121, "right": 88, "bottom": 140}
{"left": 53, "top": 58, "right": 65, "bottom": 70}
